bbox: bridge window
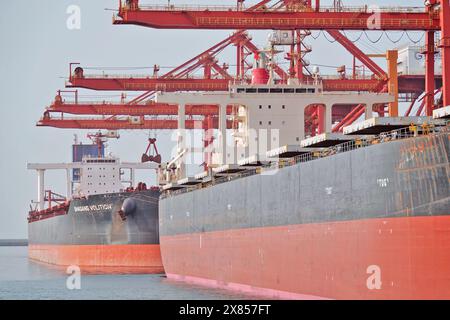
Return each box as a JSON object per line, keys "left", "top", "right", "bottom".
{"left": 237, "top": 88, "right": 245, "bottom": 93}
{"left": 269, "top": 88, "right": 283, "bottom": 93}
{"left": 296, "top": 88, "right": 307, "bottom": 93}
{"left": 257, "top": 88, "right": 269, "bottom": 93}
{"left": 283, "top": 88, "right": 295, "bottom": 93}
{"left": 245, "top": 88, "right": 257, "bottom": 93}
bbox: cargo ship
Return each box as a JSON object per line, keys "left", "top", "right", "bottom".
{"left": 27, "top": 132, "right": 163, "bottom": 273}
{"left": 156, "top": 47, "right": 450, "bottom": 299}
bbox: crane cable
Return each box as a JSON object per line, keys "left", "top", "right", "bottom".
{"left": 310, "top": 30, "right": 322, "bottom": 40}
{"left": 363, "top": 31, "right": 384, "bottom": 44}
{"left": 313, "top": 29, "right": 426, "bottom": 45}
{"left": 384, "top": 31, "right": 406, "bottom": 44}
{"left": 322, "top": 31, "right": 337, "bottom": 43}
{"left": 341, "top": 30, "right": 364, "bottom": 42}
{"left": 406, "top": 31, "right": 425, "bottom": 44}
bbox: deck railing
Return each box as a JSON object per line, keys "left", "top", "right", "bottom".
{"left": 161, "top": 120, "right": 450, "bottom": 199}
{"left": 132, "top": 4, "right": 426, "bottom": 14}
{"left": 73, "top": 74, "right": 232, "bottom": 80}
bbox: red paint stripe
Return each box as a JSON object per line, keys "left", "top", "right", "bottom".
{"left": 160, "top": 215, "right": 450, "bottom": 299}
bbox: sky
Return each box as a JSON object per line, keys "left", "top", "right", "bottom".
{"left": 0, "top": 0, "right": 425, "bottom": 238}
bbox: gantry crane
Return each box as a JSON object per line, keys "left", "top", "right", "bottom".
{"left": 112, "top": 0, "right": 448, "bottom": 112}
{"left": 43, "top": 28, "right": 386, "bottom": 135}
{"left": 38, "top": 0, "right": 449, "bottom": 139}
{"left": 114, "top": 1, "right": 440, "bottom": 31}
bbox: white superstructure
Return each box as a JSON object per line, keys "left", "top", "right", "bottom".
{"left": 27, "top": 157, "right": 158, "bottom": 211}
{"left": 397, "top": 45, "right": 442, "bottom": 76}
{"left": 77, "top": 157, "right": 122, "bottom": 196}
{"left": 155, "top": 34, "right": 396, "bottom": 182}
{"left": 156, "top": 82, "right": 394, "bottom": 173}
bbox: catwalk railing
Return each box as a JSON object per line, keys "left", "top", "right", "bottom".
{"left": 129, "top": 4, "right": 426, "bottom": 14}
{"left": 161, "top": 119, "right": 450, "bottom": 198}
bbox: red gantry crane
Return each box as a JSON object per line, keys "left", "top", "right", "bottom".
{"left": 42, "top": 28, "right": 383, "bottom": 133}
{"left": 38, "top": 0, "right": 449, "bottom": 138}
{"left": 114, "top": 0, "right": 440, "bottom": 31}
{"left": 112, "top": 0, "right": 448, "bottom": 111}
{"left": 110, "top": 0, "right": 450, "bottom": 124}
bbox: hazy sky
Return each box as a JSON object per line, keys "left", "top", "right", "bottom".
{"left": 0, "top": 0, "right": 425, "bottom": 238}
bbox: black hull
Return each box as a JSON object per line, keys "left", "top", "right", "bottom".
{"left": 28, "top": 189, "right": 160, "bottom": 245}
{"left": 158, "top": 131, "right": 450, "bottom": 299}
{"left": 160, "top": 132, "right": 450, "bottom": 235}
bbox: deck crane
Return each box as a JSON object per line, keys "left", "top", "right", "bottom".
{"left": 86, "top": 130, "right": 120, "bottom": 157}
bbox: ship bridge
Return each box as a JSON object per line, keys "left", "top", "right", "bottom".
{"left": 156, "top": 87, "right": 393, "bottom": 172}
{"left": 230, "top": 82, "right": 322, "bottom": 95}
{"left": 27, "top": 160, "right": 158, "bottom": 211}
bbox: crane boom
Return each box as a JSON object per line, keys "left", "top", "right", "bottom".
{"left": 37, "top": 117, "right": 235, "bottom": 130}
{"left": 114, "top": 4, "right": 440, "bottom": 31}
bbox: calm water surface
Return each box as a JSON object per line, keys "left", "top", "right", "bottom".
{"left": 0, "top": 246, "right": 259, "bottom": 300}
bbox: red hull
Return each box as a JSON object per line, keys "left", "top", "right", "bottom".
{"left": 29, "top": 244, "right": 164, "bottom": 274}
{"left": 161, "top": 216, "right": 450, "bottom": 299}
